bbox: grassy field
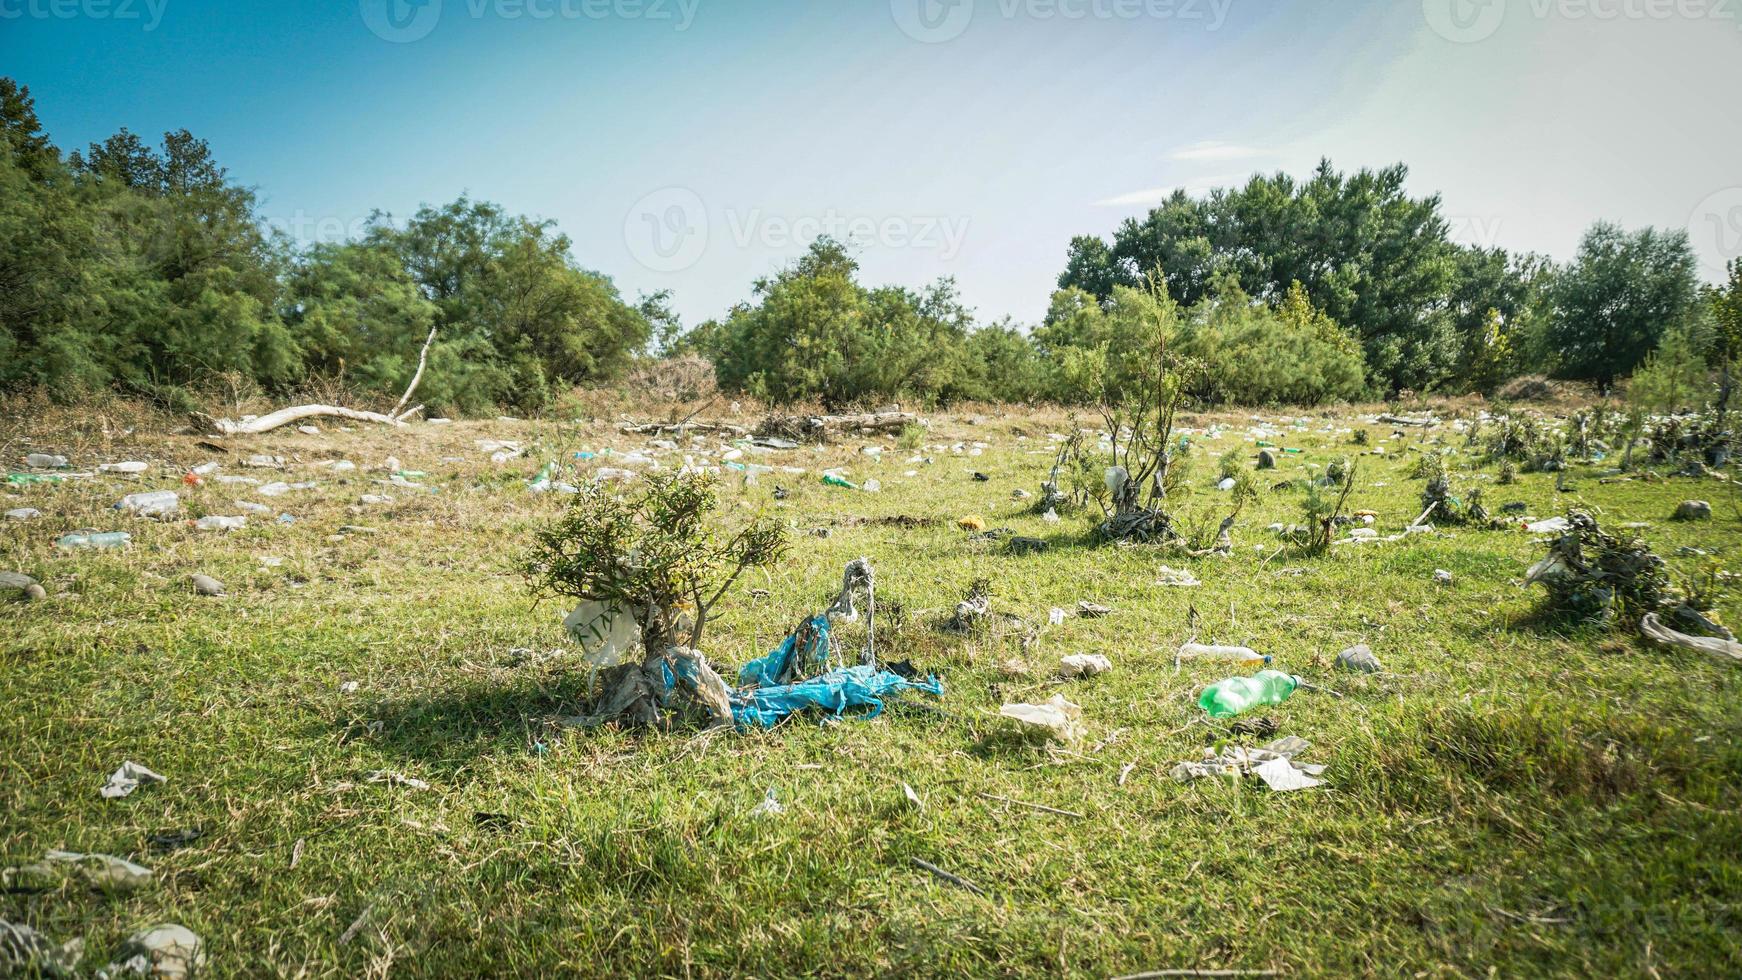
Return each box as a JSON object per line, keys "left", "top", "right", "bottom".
{"left": 3, "top": 403, "right": 1741, "bottom": 978}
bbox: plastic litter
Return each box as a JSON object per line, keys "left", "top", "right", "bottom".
{"left": 117, "top": 490, "right": 179, "bottom": 519}
{"left": 193, "top": 515, "right": 246, "bottom": 531}
{"left": 701, "top": 663, "right": 942, "bottom": 730}
{"left": 1335, "top": 644, "right": 1382, "bottom": 673}
{"left": 563, "top": 600, "right": 644, "bottom": 669}
{"left": 821, "top": 473, "right": 857, "bottom": 489}
{"left": 1433, "top": 569, "right": 1453, "bottom": 585}
{"left": 99, "top": 924, "right": 205, "bottom": 980}
{"left": 4, "top": 508, "right": 40, "bottom": 521}
{"left": 0, "top": 919, "right": 83, "bottom": 975}
{"left": 38, "top": 850, "right": 154, "bottom": 891}
{"left": 750, "top": 788, "right": 784, "bottom": 818}
{"left": 24, "top": 453, "right": 68, "bottom": 469}
{"left": 1526, "top": 516, "right": 1570, "bottom": 533}
{"left": 998, "top": 694, "right": 1082, "bottom": 741}
{"left": 1155, "top": 566, "right": 1201, "bottom": 587}
{"left": 101, "top": 761, "right": 165, "bottom": 799}
{"left": 1640, "top": 612, "right": 1742, "bottom": 665}
{"left": 190, "top": 574, "right": 225, "bottom": 597}
{"left": 1675, "top": 500, "right": 1713, "bottom": 521}
{"left": 740, "top": 614, "right": 831, "bottom": 688}
{"left": 98, "top": 461, "right": 148, "bottom": 474}
{"left": 1058, "top": 653, "right": 1112, "bottom": 678}
{"left": 57, "top": 531, "right": 130, "bottom": 549}
{"left": 1, "top": 571, "right": 47, "bottom": 602}
{"left": 1198, "top": 669, "right": 1301, "bottom": 717}
{"left": 1176, "top": 643, "right": 1270, "bottom": 669}
{"left": 1172, "top": 736, "right": 1324, "bottom": 792}
{"left": 1077, "top": 601, "right": 1112, "bottom": 618}
{"left": 365, "top": 770, "right": 430, "bottom": 790}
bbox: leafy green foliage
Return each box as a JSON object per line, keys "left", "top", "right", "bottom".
{"left": 1546, "top": 222, "right": 1700, "bottom": 388}
{"left": 521, "top": 473, "right": 787, "bottom": 652}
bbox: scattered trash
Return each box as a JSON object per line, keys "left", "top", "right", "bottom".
{"left": 193, "top": 515, "right": 247, "bottom": 532}
{"left": 749, "top": 788, "right": 784, "bottom": 818}
{"left": 24, "top": 453, "right": 68, "bottom": 469}
{"left": 1005, "top": 536, "right": 1047, "bottom": 555}
{"left": 1077, "top": 601, "right": 1112, "bottom": 618}
{"left": 564, "top": 601, "right": 644, "bottom": 668}
{"left": 1048, "top": 607, "right": 1066, "bottom": 625}
{"left": 190, "top": 574, "right": 225, "bottom": 597}
{"left": 98, "top": 461, "right": 149, "bottom": 474}
{"left": 57, "top": 531, "right": 130, "bottom": 550}
{"left": 242, "top": 454, "right": 284, "bottom": 469}
{"left": 0, "top": 919, "right": 83, "bottom": 975}
{"left": 359, "top": 494, "right": 394, "bottom": 505}
{"left": 1171, "top": 736, "right": 1325, "bottom": 792}
{"left": 1176, "top": 644, "right": 1270, "bottom": 669}
{"left": 956, "top": 514, "right": 986, "bottom": 532}
{"left": 1433, "top": 569, "right": 1454, "bottom": 585}
{"left": 101, "top": 761, "right": 165, "bottom": 799}
{"left": 1640, "top": 612, "right": 1742, "bottom": 665}
{"left": 1198, "top": 670, "right": 1301, "bottom": 718}
{"left": 1335, "top": 644, "right": 1382, "bottom": 673}
{"left": 1155, "top": 565, "right": 1201, "bottom": 587}
{"left": 117, "top": 490, "right": 179, "bottom": 520}
{"left": 1526, "top": 516, "right": 1570, "bottom": 533}
{"left": 1, "top": 571, "right": 47, "bottom": 603}
{"left": 1256, "top": 449, "right": 1277, "bottom": 469}
{"left": 821, "top": 473, "right": 858, "bottom": 490}
{"left": 338, "top": 680, "right": 360, "bottom": 694}
{"left": 147, "top": 828, "right": 203, "bottom": 852}
{"left": 4, "top": 507, "right": 41, "bottom": 521}
{"left": 1058, "top": 653, "right": 1112, "bottom": 678}
{"left": 100, "top": 924, "right": 205, "bottom": 980}
{"left": 971, "top": 471, "right": 990, "bottom": 482}
{"left": 998, "top": 694, "right": 1082, "bottom": 741}
{"left": 1041, "top": 507, "right": 1060, "bottom": 524}
{"left": 32, "top": 850, "right": 154, "bottom": 891}
{"left": 902, "top": 782, "right": 925, "bottom": 811}
{"left": 1674, "top": 500, "right": 1713, "bottom": 521}
{"left": 365, "top": 770, "right": 430, "bottom": 790}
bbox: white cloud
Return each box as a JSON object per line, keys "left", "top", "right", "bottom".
{"left": 1093, "top": 186, "right": 1176, "bottom": 207}
{"left": 1093, "top": 174, "right": 1246, "bottom": 208}
{"left": 1168, "top": 140, "right": 1265, "bottom": 162}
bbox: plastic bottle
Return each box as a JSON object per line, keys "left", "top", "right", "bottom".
{"left": 25, "top": 453, "right": 68, "bottom": 469}
{"left": 821, "top": 473, "right": 857, "bottom": 489}
{"left": 58, "top": 531, "right": 131, "bottom": 549}
{"left": 117, "top": 490, "right": 179, "bottom": 519}
{"left": 1176, "top": 644, "right": 1272, "bottom": 671}
{"left": 1197, "top": 669, "right": 1301, "bottom": 718}
{"left": 193, "top": 515, "right": 247, "bottom": 531}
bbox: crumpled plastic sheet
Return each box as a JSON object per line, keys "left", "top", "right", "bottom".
{"left": 738, "top": 614, "right": 832, "bottom": 688}
{"left": 101, "top": 761, "right": 165, "bottom": 799}
{"left": 1171, "top": 736, "right": 1326, "bottom": 792}
{"left": 668, "top": 655, "right": 943, "bottom": 730}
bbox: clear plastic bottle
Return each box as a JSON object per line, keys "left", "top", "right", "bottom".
{"left": 57, "top": 531, "right": 132, "bottom": 549}
{"left": 1198, "top": 669, "right": 1301, "bottom": 718}
{"left": 1177, "top": 644, "right": 1272, "bottom": 672}
{"left": 118, "top": 490, "right": 179, "bottom": 519}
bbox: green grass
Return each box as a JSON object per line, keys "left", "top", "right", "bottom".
{"left": 4, "top": 409, "right": 1741, "bottom": 977}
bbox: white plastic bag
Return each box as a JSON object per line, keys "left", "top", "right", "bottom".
{"left": 564, "top": 601, "right": 643, "bottom": 668}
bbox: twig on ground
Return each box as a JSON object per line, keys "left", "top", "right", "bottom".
{"left": 910, "top": 857, "right": 987, "bottom": 896}
{"left": 976, "top": 792, "right": 1086, "bottom": 818}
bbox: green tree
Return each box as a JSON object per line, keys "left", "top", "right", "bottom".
{"left": 1546, "top": 222, "right": 1699, "bottom": 390}
{"left": 1704, "top": 260, "right": 1742, "bottom": 423}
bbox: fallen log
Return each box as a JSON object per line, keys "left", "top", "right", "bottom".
{"left": 199, "top": 405, "right": 408, "bottom": 436}
{"left": 1376, "top": 413, "right": 1438, "bottom": 428}
{"left": 617, "top": 418, "right": 749, "bottom": 437}
{"left": 756, "top": 411, "right": 920, "bottom": 442}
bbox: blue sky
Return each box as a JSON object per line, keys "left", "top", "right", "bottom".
{"left": 4, "top": 0, "right": 1739, "bottom": 327}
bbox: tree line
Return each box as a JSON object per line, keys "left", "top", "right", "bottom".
{"left": 3, "top": 76, "right": 1737, "bottom": 415}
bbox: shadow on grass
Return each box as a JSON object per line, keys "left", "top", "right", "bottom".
{"left": 358, "top": 672, "right": 594, "bottom": 770}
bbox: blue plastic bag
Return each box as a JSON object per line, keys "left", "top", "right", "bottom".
{"left": 738, "top": 615, "right": 831, "bottom": 688}
{"left": 730, "top": 665, "right": 944, "bottom": 729}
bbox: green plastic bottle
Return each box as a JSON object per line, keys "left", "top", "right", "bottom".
{"left": 1197, "top": 669, "right": 1301, "bottom": 718}
{"left": 821, "top": 473, "right": 857, "bottom": 489}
